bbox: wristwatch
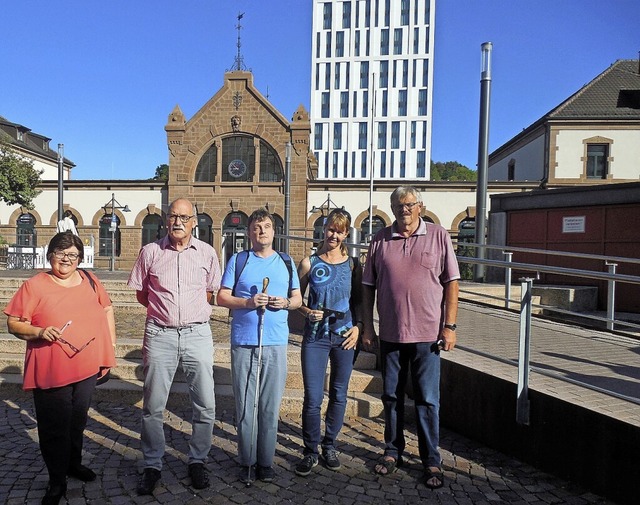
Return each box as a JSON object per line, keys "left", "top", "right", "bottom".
{"left": 444, "top": 323, "right": 457, "bottom": 331}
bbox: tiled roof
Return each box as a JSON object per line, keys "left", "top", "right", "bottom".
{"left": 549, "top": 60, "right": 640, "bottom": 119}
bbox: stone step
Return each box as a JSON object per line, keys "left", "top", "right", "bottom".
{"left": 0, "top": 351, "right": 382, "bottom": 394}
{"left": 0, "top": 375, "right": 384, "bottom": 417}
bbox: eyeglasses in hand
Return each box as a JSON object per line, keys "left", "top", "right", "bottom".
{"left": 167, "top": 214, "right": 194, "bottom": 223}
{"left": 57, "top": 336, "right": 96, "bottom": 354}
{"left": 53, "top": 251, "right": 80, "bottom": 261}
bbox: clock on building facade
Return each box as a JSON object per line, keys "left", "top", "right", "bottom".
{"left": 228, "top": 159, "right": 247, "bottom": 178}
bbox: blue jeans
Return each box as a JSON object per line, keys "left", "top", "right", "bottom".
{"left": 301, "top": 333, "right": 354, "bottom": 456}
{"left": 231, "top": 345, "right": 287, "bottom": 467}
{"left": 380, "top": 340, "right": 441, "bottom": 469}
{"left": 141, "top": 321, "right": 215, "bottom": 470}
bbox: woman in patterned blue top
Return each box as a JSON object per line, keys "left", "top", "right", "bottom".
{"left": 295, "top": 209, "right": 362, "bottom": 476}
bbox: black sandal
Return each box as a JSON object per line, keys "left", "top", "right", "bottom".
{"left": 425, "top": 467, "right": 444, "bottom": 489}
{"left": 374, "top": 456, "right": 403, "bottom": 475}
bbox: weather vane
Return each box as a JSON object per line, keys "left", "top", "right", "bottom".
{"left": 229, "top": 12, "right": 248, "bottom": 72}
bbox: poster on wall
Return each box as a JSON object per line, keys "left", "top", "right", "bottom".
{"left": 562, "top": 216, "right": 586, "bottom": 233}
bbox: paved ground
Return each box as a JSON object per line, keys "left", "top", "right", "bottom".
{"left": 1, "top": 270, "right": 634, "bottom": 504}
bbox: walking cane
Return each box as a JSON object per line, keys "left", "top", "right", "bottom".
{"left": 247, "top": 277, "right": 269, "bottom": 486}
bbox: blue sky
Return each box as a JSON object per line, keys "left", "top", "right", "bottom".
{"left": 1, "top": 0, "right": 638, "bottom": 179}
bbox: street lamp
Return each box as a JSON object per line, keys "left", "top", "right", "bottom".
{"left": 103, "top": 193, "right": 130, "bottom": 271}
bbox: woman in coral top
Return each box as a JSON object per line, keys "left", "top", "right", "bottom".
{"left": 4, "top": 232, "right": 116, "bottom": 505}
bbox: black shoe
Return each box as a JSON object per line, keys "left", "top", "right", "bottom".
{"left": 42, "top": 481, "right": 66, "bottom": 505}
{"left": 136, "top": 467, "right": 161, "bottom": 495}
{"left": 68, "top": 464, "right": 97, "bottom": 482}
{"left": 256, "top": 465, "right": 275, "bottom": 482}
{"left": 188, "top": 463, "right": 210, "bottom": 489}
{"left": 295, "top": 454, "right": 318, "bottom": 476}
{"left": 238, "top": 465, "right": 256, "bottom": 484}
{"left": 323, "top": 449, "right": 341, "bottom": 470}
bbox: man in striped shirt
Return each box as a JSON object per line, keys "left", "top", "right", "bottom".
{"left": 128, "top": 198, "right": 221, "bottom": 495}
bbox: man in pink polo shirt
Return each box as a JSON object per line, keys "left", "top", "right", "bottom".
{"left": 128, "top": 198, "right": 221, "bottom": 495}
{"left": 362, "top": 186, "right": 460, "bottom": 490}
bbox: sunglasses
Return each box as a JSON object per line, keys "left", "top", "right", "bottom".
{"left": 57, "top": 336, "right": 96, "bottom": 354}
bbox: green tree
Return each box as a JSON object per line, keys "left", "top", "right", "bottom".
{"left": 152, "top": 163, "right": 169, "bottom": 181}
{"left": 430, "top": 161, "right": 477, "bottom": 182}
{"left": 0, "top": 138, "right": 43, "bottom": 209}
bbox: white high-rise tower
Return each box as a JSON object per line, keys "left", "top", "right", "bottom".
{"left": 310, "top": 0, "right": 435, "bottom": 180}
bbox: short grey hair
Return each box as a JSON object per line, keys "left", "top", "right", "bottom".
{"left": 390, "top": 186, "right": 423, "bottom": 205}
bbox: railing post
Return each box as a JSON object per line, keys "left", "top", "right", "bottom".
{"left": 517, "top": 277, "right": 533, "bottom": 425}
{"left": 606, "top": 262, "right": 617, "bottom": 331}
{"left": 504, "top": 251, "right": 513, "bottom": 309}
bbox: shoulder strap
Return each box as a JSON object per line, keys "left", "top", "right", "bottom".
{"left": 80, "top": 268, "right": 97, "bottom": 292}
{"left": 232, "top": 250, "right": 250, "bottom": 297}
{"left": 277, "top": 252, "right": 294, "bottom": 297}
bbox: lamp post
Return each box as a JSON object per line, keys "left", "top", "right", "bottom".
{"left": 104, "top": 193, "right": 130, "bottom": 271}
{"left": 284, "top": 141, "right": 292, "bottom": 255}
{"left": 57, "top": 144, "right": 64, "bottom": 222}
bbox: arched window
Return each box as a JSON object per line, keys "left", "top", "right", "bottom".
{"left": 259, "top": 140, "right": 283, "bottom": 182}
{"left": 313, "top": 215, "right": 325, "bottom": 247}
{"left": 422, "top": 215, "right": 435, "bottom": 224}
{"left": 141, "top": 214, "right": 164, "bottom": 246}
{"left": 222, "top": 135, "right": 255, "bottom": 182}
{"left": 273, "top": 213, "right": 285, "bottom": 252}
{"left": 222, "top": 212, "right": 249, "bottom": 263}
{"left": 99, "top": 214, "right": 121, "bottom": 257}
{"left": 195, "top": 144, "right": 218, "bottom": 182}
{"left": 196, "top": 213, "right": 214, "bottom": 246}
{"left": 360, "top": 215, "right": 386, "bottom": 244}
{"left": 16, "top": 213, "right": 37, "bottom": 246}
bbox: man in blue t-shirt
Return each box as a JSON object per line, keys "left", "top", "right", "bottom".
{"left": 217, "top": 208, "right": 302, "bottom": 484}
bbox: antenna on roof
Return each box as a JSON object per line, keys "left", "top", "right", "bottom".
{"left": 229, "top": 12, "right": 248, "bottom": 72}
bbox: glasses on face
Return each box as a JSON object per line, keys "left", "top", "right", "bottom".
{"left": 167, "top": 214, "right": 194, "bottom": 224}
{"left": 57, "top": 336, "right": 95, "bottom": 354}
{"left": 392, "top": 202, "right": 420, "bottom": 212}
{"left": 53, "top": 251, "right": 80, "bottom": 261}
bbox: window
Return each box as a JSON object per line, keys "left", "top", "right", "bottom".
{"left": 377, "top": 122, "right": 387, "bottom": 149}
{"left": 340, "top": 91, "right": 349, "bottom": 117}
{"left": 333, "top": 123, "right": 343, "bottom": 149}
{"left": 384, "top": 0, "right": 390, "bottom": 26}
{"left": 361, "top": 216, "right": 386, "bottom": 243}
{"left": 422, "top": 60, "right": 429, "bottom": 86}
{"left": 422, "top": 121, "right": 427, "bottom": 148}
{"left": 413, "top": 27, "right": 419, "bottom": 54}
{"left": 381, "top": 90, "right": 388, "bottom": 116}
{"left": 398, "top": 89, "right": 407, "bottom": 116}
{"left": 402, "top": 60, "right": 408, "bottom": 88}
{"left": 365, "top": 29, "right": 370, "bottom": 56}
{"left": 99, "top": 214, "right": 119, "bottom": 257}
{"left": 259, "top": 140, "right": 283, "bottom": 182}
{"left": 393, "top": 28, "right": 403, "bottom": 55}
{"left": 417, "top": 151, "right": 426, "bottom": 177}
{"left": 401, "top": 0, "right": 410, "bottom": 25}
{"left": 358, "top": 123, "right": 368, "bottom": 149}
{"left": 392, "top": 60, "right": 398, "bottom": 87}
{"left": 222, "top": 135, "right": 255, "bottom": 182}
{"left": 314, "top": 124, "right": 323, "bottom": 150}
{"left": 410, "top": 121, "right": 417, "bottom": 149}
{"left": 380, "top": 29, "right": 389, "bottom": 55}
{"left": 325, "top": 63, "right": 331, "bottom": 90}
{"left": 352, "top": 91, "right": 358, "bottom": 116}
{"left": 142, "top": 214, "right": 165, "bottom": 246}
{"left": 332, "top": 152, "right": 339, "bottom": 177}
{"left": 315, "top": 63, "right": 320, "bottom": 90}
{"left": 325, "top": 31, "right": 332, "bottom": 57}
{"left": 321, "top": 92, "right": 330, "bottom": 118}
{"left": 380, "top": 151, "right": 386, "bottom": 177}
{"left": 391, "top": 121, "right": 400, "bottom": 149}
{"left": 342, "top": 1, "right": 351, "bottom": 28}
{"left": 354, "top": 30, "right": 360, "bottom": 56}
{"left": 195, "top": 143, "right": 218, "bottom": 182}
{"left": 334, "top": 62, "right": 341, "bottom": 89}
{"left": 362, "top": 90, "right": 369, "bottom": 117}
{"left": 16, "top": 213, "right": 37, "bottom": 247}
{"left": 316, "top": 32, "right": 321, "bottom": 58}
{"left": 425, "top": 0, "right": 431, "bottom": 24}
{"left": 508, "top": 159, "right": 516, "bottom": 181}
{"left": 360, "top": 61, "right": 369, "bottom": 89}
{"left": 379, "top": 60, "right": 388, "bottom": 88}
{"left": 365, "top": 0, "right": 371, "bottom": 27}
{"left": 587, "top": 144, "right": 609, "bottom": 179}
{"left": 345, "top": 63, "right": 350, "bottom": 88}
{"left": 336, "top": 31, "right": 344, "bottom": 57}
{"left": 425, "top": 27, "right": 430, "bottom": 52}
{"left": 400, "top": 151, "right": 406, "bottom": 177}
{"left": 197, "top": 214, "right": 213, "bottom": 246}
{"left": 418, "top": 89, "right": 428, "bottom": 115}
{"left": 361, "top": 151, "right": 367, "bottom": 177}
{"left": 355, "top": 0, "right": 360, "bottom": 27}
{"left": 323, "top": 2, "right": 332, "bottom": 29}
